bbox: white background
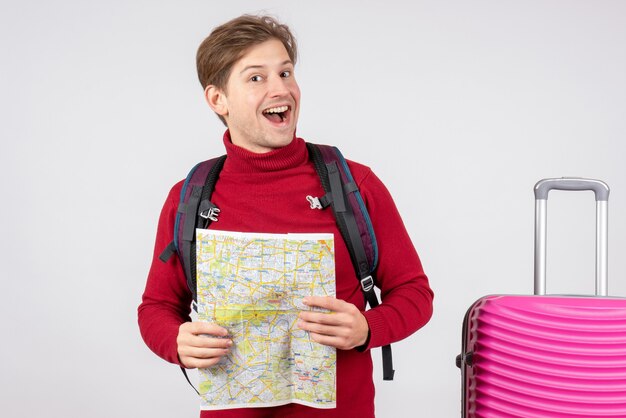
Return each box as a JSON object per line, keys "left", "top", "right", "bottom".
{"left": 2, "top": 1, "right": 625, "bottom": 417}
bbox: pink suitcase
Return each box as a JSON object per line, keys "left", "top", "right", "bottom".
{"left": 457, "top": 178, "right": 626, "bottom": 417}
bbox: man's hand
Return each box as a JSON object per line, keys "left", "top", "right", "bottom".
{"left": 297, "top": 296, "right": 369, "bottom": 350}
{"left": 177, "top": 322, "right": 232, "bottom": 369}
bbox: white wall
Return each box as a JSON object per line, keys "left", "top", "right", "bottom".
{"left": 2, "top": 1, "right": 625, "bottom": 417}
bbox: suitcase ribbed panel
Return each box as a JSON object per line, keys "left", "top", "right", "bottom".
{"left": 467, "top": 296, "right": 626, "bottom": 417}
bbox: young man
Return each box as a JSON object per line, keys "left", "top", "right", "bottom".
{"left": 139, "top": 15, "right": 433, "bottom": 418}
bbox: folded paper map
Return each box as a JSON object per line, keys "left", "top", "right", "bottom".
{"left": 196, "top": 229, "right": 336, "bottom": 410}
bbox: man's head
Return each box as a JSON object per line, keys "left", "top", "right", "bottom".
{"left": 197, "top": 15, "right": 301, "bottom": 153}
{"left": 197, "top": 15, "right": 297, "bottom": 93}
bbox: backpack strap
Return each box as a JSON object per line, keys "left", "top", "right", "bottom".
{"left": 159, "top": 156, "right": 226, "bottom": 395}
{"left": 159, "top": 155, "right": 227, "bottom": 308}
{"left": 306, "top": 142, "right": 395, "bottom": 381}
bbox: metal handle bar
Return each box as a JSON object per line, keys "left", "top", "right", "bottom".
{"left": 533, "top": 177, "right": 609, "bottom": 296}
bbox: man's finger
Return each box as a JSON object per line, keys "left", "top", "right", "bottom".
{"left": 298, "top": 320, "right": 346, "bottom": 337}
{"left": 189, "top": 335, "right": 233, "bottom": 349}
{"left": 183, "top": 321, "right": 229, "bottom": 337}
{"left": 182, "top": 356, "right": 225, "bottom": 369}
{"left": 180, "top": 345, "right": 231, "bottom": 359}
{"left": 307, "top": 332, "right": 352, "bottom": 350}
{"left": 299, "top": 310, "right": 343, "bottom": 325}
{"left": 302, "top": 296, "right": 348, "bottom": 312}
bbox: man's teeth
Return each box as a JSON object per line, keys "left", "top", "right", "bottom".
{"left": 263, "top": 105, "right": 289, "bottom": 114}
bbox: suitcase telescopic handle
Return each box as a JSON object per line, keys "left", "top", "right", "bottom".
{"left": 533, "top": 178, "right": 610, "bottom": 296}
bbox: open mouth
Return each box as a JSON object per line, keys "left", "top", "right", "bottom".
{"left": 262, "top": 105, "right": 290, "bottom": 124}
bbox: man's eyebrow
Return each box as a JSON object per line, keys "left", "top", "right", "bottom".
{"left": 239, "top": 60, "right": 293, "bottom": 75}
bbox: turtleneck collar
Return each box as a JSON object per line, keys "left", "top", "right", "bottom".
{"left": 221, "top": 130, "right": 309, "bottom": 173}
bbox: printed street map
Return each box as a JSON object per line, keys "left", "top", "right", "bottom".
{"left": 196, "top": 229, "right": 336, "bottom": 410}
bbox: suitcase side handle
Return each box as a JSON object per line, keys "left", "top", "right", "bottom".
{"left": 533, "top": 177, "right": 609, "bottom": 296}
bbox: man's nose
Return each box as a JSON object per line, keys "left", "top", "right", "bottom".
{"left": 267, "top": 75, "right": 290, "bottom": 97}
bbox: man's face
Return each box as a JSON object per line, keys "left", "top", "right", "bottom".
{"left": 208, "top": 39, "right": 301, "bottom": 153}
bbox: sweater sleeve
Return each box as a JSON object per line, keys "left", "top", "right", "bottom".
{"left": 137, "top": 181, "right": 193, "bottom": 365}
{"left": 356, "top": 167, "right": 434, "bottom": 350}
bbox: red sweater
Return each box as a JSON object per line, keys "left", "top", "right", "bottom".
{"left": 138, "top": 132, "right": 433, "bottom": 418}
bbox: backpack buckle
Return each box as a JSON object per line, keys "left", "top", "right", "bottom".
{"left": 306, "top": 195, "right": 323, "bottom": 209}
{"left": 200, "top": 207, "right": 220, "bottom": 222}
{"left": 360, "top": 275, "right": 374, "bottom": 292}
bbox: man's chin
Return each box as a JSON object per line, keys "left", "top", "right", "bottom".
{"left": 243, "top": 134, "right": 294, "bottom": 153}
{"left": 268, "top": 135, "right": 295, "bottom": 149}
{"left": 266, "top": 127, "right": 296, "bottom": 146}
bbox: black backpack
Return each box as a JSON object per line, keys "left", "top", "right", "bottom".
{"left": 159, "top": 143, "right": 394, "bottom": 384}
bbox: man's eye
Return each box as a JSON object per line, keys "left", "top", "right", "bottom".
{"left": 281, "top": 71, "right": 291, "bottom": 78}
{"left": 250, "top": 75, "right": 263, "bottom": 82}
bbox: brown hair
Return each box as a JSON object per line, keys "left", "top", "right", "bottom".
{"left": 196, "top": 14, "right": 298, "bottom": 92}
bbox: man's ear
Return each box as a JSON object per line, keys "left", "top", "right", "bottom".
{"left": 204, "top": 85, "right": 228, "bottom": 116}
